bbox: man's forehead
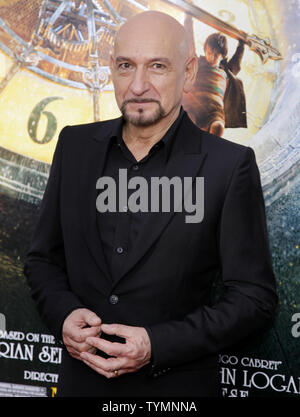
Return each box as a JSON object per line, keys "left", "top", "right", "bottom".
{"left": 113, "top": 33, "right": 178, "bottom": 61}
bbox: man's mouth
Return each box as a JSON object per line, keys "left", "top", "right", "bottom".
{"left": 124, "top": 99, "right": 159, "bottom": 105}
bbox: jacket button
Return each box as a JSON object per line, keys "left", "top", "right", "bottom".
{"left": 109, "top": 294, "right": 119, "bottom": 304}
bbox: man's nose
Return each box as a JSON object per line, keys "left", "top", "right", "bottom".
{"left": 129, "top": 67, "right": 150, "bottom": 96}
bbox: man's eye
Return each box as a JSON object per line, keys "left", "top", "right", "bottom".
{"left": 152, "top": 63, "right": 165, "bottom": 69}
{"left": 119, "top": 63, "right": 131, "bottom": 70}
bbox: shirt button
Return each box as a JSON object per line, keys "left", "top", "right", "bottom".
{"left": 116, "top": 246, "right": 124, "bottom": 254}
{"left": 109, "top": 294, "right": 119, "bottom": 304}
{"left": 132, "top": 164, "right": 139, "bottom": 171}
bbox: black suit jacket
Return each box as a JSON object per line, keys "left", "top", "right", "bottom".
{"left": 23, "top": 112, "right": 277, "bottom": 397}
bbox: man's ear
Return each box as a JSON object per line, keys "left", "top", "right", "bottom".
{"left": 183, "top": 55, "right": 198, "bottom": 94}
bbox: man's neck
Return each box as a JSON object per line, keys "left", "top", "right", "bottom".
{"left": 122, "top": 106, "right": 181, "bottom": 152}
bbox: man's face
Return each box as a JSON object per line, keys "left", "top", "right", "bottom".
{"left": 110, "top": 25, "right": 187, "bottom": 127}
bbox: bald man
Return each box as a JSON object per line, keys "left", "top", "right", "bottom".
{"left": 24, "top": 11, "right": 277, "bottom": 397}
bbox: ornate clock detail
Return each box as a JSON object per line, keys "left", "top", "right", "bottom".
{"left": 0, "top": 0, "right": 149, "bottom": 120}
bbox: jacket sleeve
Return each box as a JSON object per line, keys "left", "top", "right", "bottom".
{"left": 145, "top": 146, "right": 278, "bottom": 372}
{"left": 23, "top": 127, "right": 85, "bottom": 340}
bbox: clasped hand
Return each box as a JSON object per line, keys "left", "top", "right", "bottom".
{"left": 62, "top": 308, "right": 152, "bottom": 378}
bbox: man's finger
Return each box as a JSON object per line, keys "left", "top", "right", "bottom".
{"left": 81, "top": 357, "right": 127, "bottom": 379}
{"left": 80, "top": 351, "right": 129, "bottom": 372}
{"left": 66, "top": 324, "right": 101, "bottom": 344}
{"left": 64, "top": 337, "right": 97, "bottom": 355}
{"left": 101, "top": 323, "right": 133, "bottom": 338}
{"left": 79, "top": 325, "right": 101, "bottom": 339}
{"left": 86, "top": 336, "right": 128, "bottom": 357}
{"left": 67, "top": 346, "right": 81, "bottom": 360}
{"left": 82, "top": 310, "right": 102, "bottom": 327}
{"left": 81, "top": 354, "right": 116, "bottom": 378}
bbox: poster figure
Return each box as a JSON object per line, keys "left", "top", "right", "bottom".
{"left": 182, "top": 14, "right": 247, "bottom": 137}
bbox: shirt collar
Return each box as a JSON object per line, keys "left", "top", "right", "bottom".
{"left": 109, "top": 106, "right": 185, "bottom": 162}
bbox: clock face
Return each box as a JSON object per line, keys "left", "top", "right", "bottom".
{"left": 0, "top": 0, "right": 289, "bottom": 202}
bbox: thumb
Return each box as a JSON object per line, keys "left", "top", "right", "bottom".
{"left": 82, "top": 309, "right": 102, "bottom": 327}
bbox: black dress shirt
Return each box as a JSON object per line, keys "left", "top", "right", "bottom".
{"left": 96, "top": 107, "right": 185, "bottom": 283}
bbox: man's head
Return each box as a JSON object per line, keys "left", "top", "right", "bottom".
{"left": 110, "top": 11, "right": 197, "bottom": 127}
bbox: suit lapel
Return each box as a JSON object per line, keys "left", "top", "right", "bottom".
{"left": 78, "top": 120, "right": 120, "bottom": 290}
{"left": 110, "top": 114, "right": 207, "bottom": 290}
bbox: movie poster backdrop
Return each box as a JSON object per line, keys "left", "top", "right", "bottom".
{"left": 0, "top": 0, "right": 299, "bottom": 397}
